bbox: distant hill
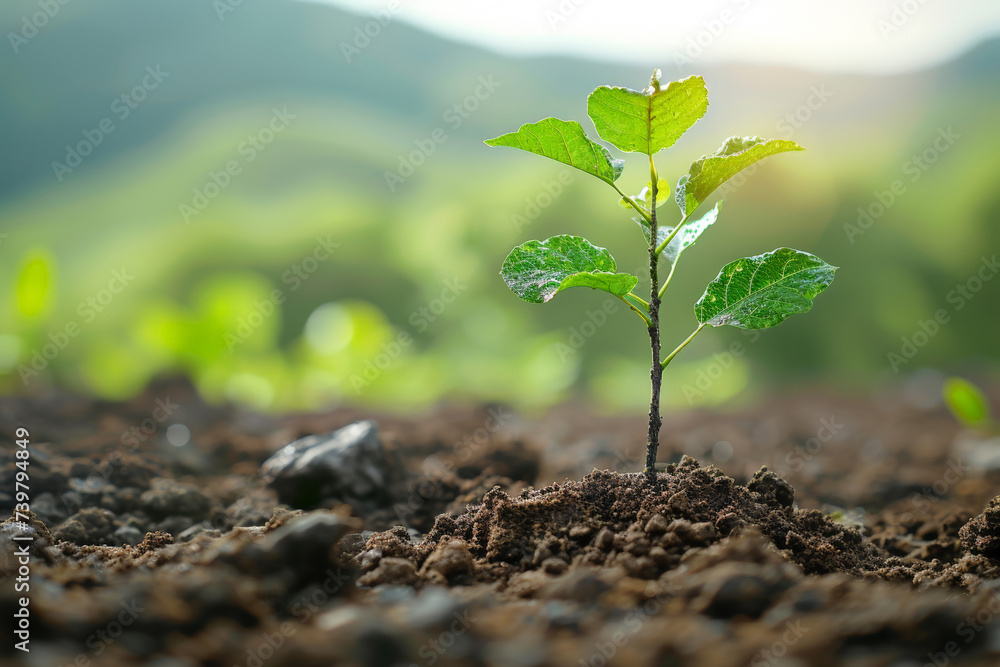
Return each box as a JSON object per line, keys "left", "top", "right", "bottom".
{"left": 1, "top": 0, "right": 998, "bottom": 201}
{"left": 1, "top": 0, "right": 998, "bottom": 407}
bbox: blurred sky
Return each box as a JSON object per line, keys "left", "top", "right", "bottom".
{"left": 310, "top": 0, "right": 1000, "bottom": 74}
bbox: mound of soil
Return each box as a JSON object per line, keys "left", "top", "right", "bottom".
{"left": 3, "top": 378, "right": 1000, "bottom": 666}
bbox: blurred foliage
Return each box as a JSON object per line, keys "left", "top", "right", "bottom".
{"left": 943, "top": 377, "right": 993, "bottom": 429}
{"left": 0, "top": 1, "right": 998, "bottom": 413}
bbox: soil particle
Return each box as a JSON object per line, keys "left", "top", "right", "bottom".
{"left": 747, "top": 465, "right": 795, "bottom": 507}
{"left": 381, "top": 461, "right": 886, "bottom": 585}
{"left": 52, "top": 507, "right": 117, "bottom": 544}
{"left": 9, "top": 383, "right": 1000, "bottom": 665}
{"left": 420, "top": 536, "right": 476, "bottom": 584}
{"left": 960, "top": 495, "right": 1000, "bottom": 558}
{"left": 358, "top": 557, "right": 420, "bottom": 588}
{"left": 140, "top": 478, "right": 212, "bottom": 520}
{"left": 134, "top": 530, "right": 174, "bottom": 554}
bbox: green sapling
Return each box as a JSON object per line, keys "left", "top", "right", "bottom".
{"left": 485, "top": 70, "right": 837, "bottom": 474}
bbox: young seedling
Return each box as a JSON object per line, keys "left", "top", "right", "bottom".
{"left": 943, "top": 377, "right": 995, "bottom": 432}
{"left": 486, "top": 70, "right": 837, "bottom": 475}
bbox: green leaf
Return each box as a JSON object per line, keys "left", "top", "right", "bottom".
{"left": 500, "top": 235, "right": 638, "bottom": 304}
{"left": 587, "top": 73, "right": 709, "bottom": 155}
{"left": 619, "top": 179, "right": 671, "bottom": 214}
{"left": 943, "top": 377, "right": 991, "bottom": 427}
{"left": 695, "top": 248, "right": 836, "bottom": 329}
{"left": 636, "top": 202, "right": 721, "bottom": 261}
{"left": 485, "top": 118, "right": 624, "bottom": 185}
{"left": 675, "top": 137, "right": 804, "bottom": 216}
{"left": 664, "top": 203, "right": 721, "bottom": 264}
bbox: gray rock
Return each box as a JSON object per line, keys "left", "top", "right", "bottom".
{"left": 259, "top": 420, "right": 391, "bottom": 510}
{"left": 220, "top": 511, "right": 357, "bottom": 584}
{"left": 153, "top": 515, "right": 195, "bottom": 536}
{"left": 178, "top": 522, "right": 220, "bottom": 542}
{"left": 53, "top": 508, "right": 117, "bottom": 545}
{"left": 140, "top": 479, "right": 211, "bottom": 520}
{"left": 31, "top": 492, "right": 67, "bottom": 525}
{"left": 113, "top": 524, "right": 145, "bottom": 547}
{"left": 0, "top": 522, "right": 47, "bottom": 560}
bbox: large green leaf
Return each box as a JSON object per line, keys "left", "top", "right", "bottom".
{"left": 675, "top": 137, "right": 803, "bottom": 216}
{"left": 637, "top": 202, "right": 721, "bottom": 262}
{"left": 500, "top": 235, "right": 638, "bottom": 304}
{"left": 695, "top": 248, "right": 836, "bottom": 329}
{"left": 587, "top": 74, "right": 708, "bottom": 155}
{"left": 485, "top": 118, "right": 624, "bottom": 185}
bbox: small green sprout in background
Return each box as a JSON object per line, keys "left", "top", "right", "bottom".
{"left": 486, "top": 70, "right": 837, "bottom": 475}
{"left": 943, "top": 377, "right": 994, "bottom": 431}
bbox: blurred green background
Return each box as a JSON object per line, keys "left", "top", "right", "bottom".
{"left": 1, "top": 0, "right": 998, "bottom": 413}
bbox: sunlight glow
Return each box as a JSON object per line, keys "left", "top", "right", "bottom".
{"left": 307, "top": 0, "right": 1000, "bottom": 74}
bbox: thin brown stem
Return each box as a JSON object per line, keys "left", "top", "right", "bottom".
{"left": 645, "top": 155, "right": 662, "bottom": 476}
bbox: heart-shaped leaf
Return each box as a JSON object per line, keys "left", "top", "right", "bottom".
{"left": 485, "top": 118, "right": 624, "bottom": 185}
{"left": 695, "top": 248, "right": 836, "bottom": 329}
{"left": 501, "top": 235, "right": 638, "bottom": 304}
{"left": 676, "top": 137, "right": 803, "bottom": 216}
{"left": 588, "top": 73, "right": 708, "bottom": 155}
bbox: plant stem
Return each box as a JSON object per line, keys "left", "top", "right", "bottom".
{"left": 657, "top": 256, "right": 679, "bottom": 299}
{"left": 654, "top": 209, "right": 695, "bottom": 258}
{"left": 611, "top": 184, "right": 653, "bottom": 226}
{"left": 618, "top": 293, "right": 652, "bottom": 327}
{"left": 660, "top": 323, "right": 707, "bottom": 369}
{"left": 645, "top": 154, "right": 662, "bottom": 476}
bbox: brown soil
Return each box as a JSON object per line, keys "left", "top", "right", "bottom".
{"left": 3, "top": 377, "right": 1000, "bottom": 666}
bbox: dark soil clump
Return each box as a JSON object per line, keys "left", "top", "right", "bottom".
{"left": 5, "top": 381, "right": 1000, "bottom": 666}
